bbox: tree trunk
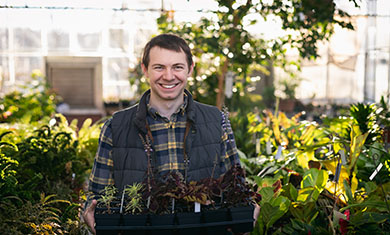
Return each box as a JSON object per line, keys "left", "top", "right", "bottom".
{"left": 216, "top": 59, "right": 229, "bottom": 109}
{"left": 215, "top": 11, "right": 241, "bottom": 109}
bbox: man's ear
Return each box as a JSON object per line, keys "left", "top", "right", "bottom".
{"left": 188, "top": 62, "right": 195, "bottom": 76}
{"left": 141, "top": 63, "right": 148, "bottom": 77}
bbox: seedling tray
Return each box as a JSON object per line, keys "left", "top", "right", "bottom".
{"left": 95, "top": 205, "right": 254, "bottom": 235}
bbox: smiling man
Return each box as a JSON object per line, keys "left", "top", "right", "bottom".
{"left": 83, "top": 34, "right": 241, "bottom": 234}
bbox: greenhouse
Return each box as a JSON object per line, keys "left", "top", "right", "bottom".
{"left": 1, "top": 0, "right": 390, "bottom": 234}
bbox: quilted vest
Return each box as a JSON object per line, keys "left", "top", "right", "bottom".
{"left": 111, "top": 90, "right": 223, "bottom": 191}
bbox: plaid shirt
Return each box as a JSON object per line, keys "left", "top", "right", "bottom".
{"left": 88, "top": 97, "right": 240, "bottom": 199}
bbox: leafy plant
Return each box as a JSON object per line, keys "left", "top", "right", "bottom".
{"left": 275, "top": 76, "right": 302, "bottom": 100}
{"left": 157, "top": 0, "right": 359, "bottom": 110}
{"left": 0, "top": 193, "right": 79, "bottom": 235}
{"left": 97, "top": 185, "right": 118, "bottom": 214}
{"left": 123, "top": 183, "right": 144, "bottom": 214}
{"left": 376, "top": 96, "right": 390, "bottom": 127}
{"left": 349, "top": 102, "right": 381, "bottom": 145}
{"left": 0, "top": 70, "right": 58, "bottom": 123}
{"left": 0, "top": 112, "right": 102, "bottom": 234}
{"left": 241, "top": 104, "right": 390, "bottom": 234}
{"left": 95, "top": 165, "right": 259, "bottom": 216}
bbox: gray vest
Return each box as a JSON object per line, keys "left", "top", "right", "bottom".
{"left": 111, "top": 90, "right": 223, "bottom": 191}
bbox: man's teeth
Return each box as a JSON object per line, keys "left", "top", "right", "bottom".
{"left": 162, "top": 84, "right": 176, "bottom": 88}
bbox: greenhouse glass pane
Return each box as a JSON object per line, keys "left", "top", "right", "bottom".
{"left": 14, "top": 56, "right": 43, "bottom": 82}
{"left": 109, "top": 29, "right": 129, "bottom": 51}
{"left": 48, "top": 29, "right": 69, "bottom": 50}
{"left": 78, "top": 32, "right": 100, "bottom": 51}
{"left": 13, "top": 28, "right": 41, "bottom": 51}
{"left": 0, "top": 56, "right": 9, "bottom": 82}
{"left": 0, "top": 28, "right": 8, "bottom": 51}
{"left": 133, "top": 28, "right": 153, "bottom": 55}
{"left": 107, "top": 57, "right": 129, "bottom": 81}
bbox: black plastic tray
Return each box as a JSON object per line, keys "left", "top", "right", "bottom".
{"left": 95, "top": 205, "right": 254, "bottom": 235}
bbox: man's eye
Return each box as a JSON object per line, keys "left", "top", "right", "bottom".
{"left": 174, "top": 66, "right": 184, "bottom": 70}
{"left": 153, "top": 66, "right": 163, "bottom": 70}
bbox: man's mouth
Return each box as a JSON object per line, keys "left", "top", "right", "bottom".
{"left": 160, "top": 84, "right": 178, "bottom": 89}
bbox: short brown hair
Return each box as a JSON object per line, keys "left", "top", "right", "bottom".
{"left": 142, "top": 34, "right": 193, "bottom": 70}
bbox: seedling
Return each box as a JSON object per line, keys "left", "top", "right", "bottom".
{"left": 123, "top": 183, "right": 143, "bottom": 214}
{"left": 97, "top": 185, "right": 118, "bottom": 214}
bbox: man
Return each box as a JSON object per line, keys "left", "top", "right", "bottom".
{"left": 83, "top": 33, "right": 242, "bottom": 234}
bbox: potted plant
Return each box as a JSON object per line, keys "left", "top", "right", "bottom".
{"left": 94, "top": 165, "right": 259, "bottom": 234}
{"left": 94, "top": 185, "right": 121, "bottom": 231}
{"left": 276, "top": 76, "right": 301, "bottom": 113}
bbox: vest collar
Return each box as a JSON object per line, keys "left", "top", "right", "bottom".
{"left": 184, "top": 89, "right": 195, "bottom": 124}
{"left": 134, "top": 90, "right": 150, "bottom": 134}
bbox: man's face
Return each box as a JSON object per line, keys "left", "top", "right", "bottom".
{"left": 142, "top": 46, "right": 193, "bottom": 104}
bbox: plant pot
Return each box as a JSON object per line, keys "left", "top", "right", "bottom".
{"left": 228, "top": 205, "right": 255, "bottom": 233}
{"left": 94, "top": 206, "right": 254, "bottom": 234}
{"left": 175, "top": 212, "right": 202, "bottom": 235}
{"left": 121, "top": 214, "right": 149, "bottom": 235}
{"left": 95, "top": 207, "right": 121, "bottom": 226}
{"left": 176, "top": 211, "right": 202, "bottom": 224}
{"left": 202, "top": 208, "right": 230, "bottom": 233}
{"left": 279, "top": 98, "right": 296, "bottom": 113}
{"left": 149, "top": 214, "right": 176, "bottom": 235}
{"left": 122, "top": 214, "right": 149, "bottom": 226}
{"left": 95, "top": 208, "right": 122, "bottom": 235}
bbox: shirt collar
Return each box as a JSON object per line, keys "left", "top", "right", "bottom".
{"left": 146, "top": 93, "right": 188, "bottom": 119}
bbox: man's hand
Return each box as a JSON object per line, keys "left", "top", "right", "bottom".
{"left": 253, "top": 203, "right": 260, "bottom": 226}
{"left": 83, "top": 199, "right": 97, "bottom": 235}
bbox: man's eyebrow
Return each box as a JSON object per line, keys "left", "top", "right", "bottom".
{"left": 151, "top": 63, "right": 164, "bottom": 67}
{"left": 172, "top": 63, "right": 186, "bottom": 66}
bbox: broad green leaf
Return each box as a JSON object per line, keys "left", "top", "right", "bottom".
{"left": 343, "top": 179, "right": 354, "bottom": 203}
{"left": 301, "top": 168, "right": 328, "bottom": 189}
{"left": 282, "top": 183, "right": 298, "bottom": 201}
{"left": 364, "top": 181, "right": 378, "bottom": 194}
{"left": 260, "top": 196, "right": 291, "bottom": 231}
{"left": 296, "top": 187, "right": 311, "bottom": 202}
{"left": 290, "top": 201, "right": 318, "bottom": 223}
{"left": 258, "top": 187, "right": 275, "bottom": 204}
{"left": 342, "top": 201, "right": 390, "bottom": 213}
{"left": 349, "top": 212, "right": 390, "bottom": 226}
{"left": 349, "top": 125, "right": 368, "bottom": 170}
{"left": 296, "top": 150, "right": 317, "bottom": 169}
{"left": 322, "top": 160, "right": 349, "bottom": 179}
{"left": 298, "top": 168, "right": 328, "bottom": 202}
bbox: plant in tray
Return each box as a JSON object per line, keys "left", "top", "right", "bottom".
{"left": 94, "top": 165, "right": 260, "bottom": 234}
{"left": 123, "top": 183, "right": 144, "bottom": 214}
{"left": 97, "top": 185, "right": 118, "bottom": 214}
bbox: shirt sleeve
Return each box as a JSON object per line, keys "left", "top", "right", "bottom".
{"left": 220, "top": 110, "right": 241, "bottom": 175}
{"left": 87, "top": 118, "right": 115, "bottom": 202}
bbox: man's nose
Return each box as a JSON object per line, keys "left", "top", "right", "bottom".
{"left": 163, "top": 68, "right": 174, "bottom": 80}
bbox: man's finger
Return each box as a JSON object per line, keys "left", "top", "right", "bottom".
{"left": 90, "top": 199, "right": 97, "bottom": 210}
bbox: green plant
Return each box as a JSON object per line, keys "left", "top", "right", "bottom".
{"left": 0, "top": 113, "right": 102, "bottom": 234}
{"left": 276, "top": 76, "right": 302, "bottom": 100}
{"left": 123, "top": 183, "right": 144, "bottom": 214}
{"left": 243, "top": 104, "right": 390, "bottom": 234}
{"left": 97, "top": 185, "right": 118, "bottom": 213}
{"left": 350, "top": 102, "right": 381, "bottom": 145}
{"left": 0, "top": 193, "right": 77, "bottom": 235}
{"left": 157, "top": 0, "right": 358, "bottom": 109}
{"left": 376, "top": 96, "right": 390, "bottom": 127}
{"left": 0, "top": 70, "right": 58, "bottom": 123}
